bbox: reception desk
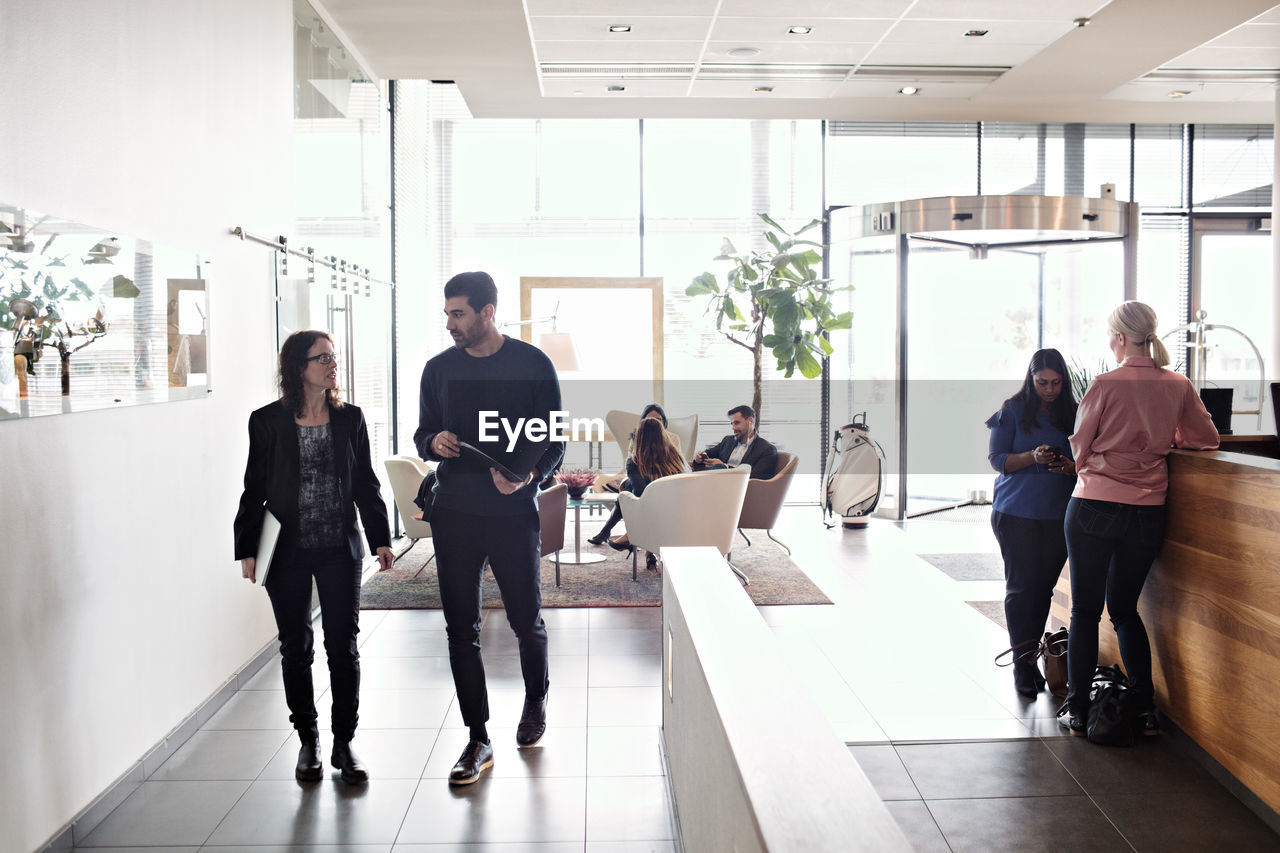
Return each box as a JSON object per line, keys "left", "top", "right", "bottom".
{"left": 1051, "top": 445, "right": 1280, "bottom": 814}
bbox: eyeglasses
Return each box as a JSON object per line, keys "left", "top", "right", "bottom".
{"left": 305, "top": 353, "right": 340, "bottom": 366}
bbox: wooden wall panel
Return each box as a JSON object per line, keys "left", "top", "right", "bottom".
{"left": 1054, "top": 449, "right": 1280, "bottom": 816}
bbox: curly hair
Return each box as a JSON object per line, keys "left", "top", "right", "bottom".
{"left": 278, "top": 330, "right": 343, "bottom": 417}
{"left": 633, "top": 417, "right": 685, "bottom": 482}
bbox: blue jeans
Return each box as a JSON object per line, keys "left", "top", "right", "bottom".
{"left": 1064, "top": 497, "right": 1167, "bottom": 717}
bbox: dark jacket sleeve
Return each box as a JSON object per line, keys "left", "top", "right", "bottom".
{"left": 626, "top": 458, "right": 654, "bottom": 497}
{"left": 747, "top": 437, "right": 779, "bottom": 480}
{"left": 533, "top": 359, "right": 565, "bottom": 480}
{"left": 350, "top": 406, "right": 391, "bottom": 551}
{"left": 232, "top": 408, "right": 272, "bottom": 560}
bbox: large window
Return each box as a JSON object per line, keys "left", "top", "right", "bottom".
{"left": 390, "top": 91, "right": 1275, "bottom": 503}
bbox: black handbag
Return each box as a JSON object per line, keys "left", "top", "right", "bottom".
{"left": 1086, "top": 664, "right": 1136, "bottom": 747}
{"left": 413, "top": 470, "right": 437, "bottom": 522}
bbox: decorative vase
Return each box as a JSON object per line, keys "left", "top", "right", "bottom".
{"left": 567, "top": 485, "right": 587, "bottom": 501}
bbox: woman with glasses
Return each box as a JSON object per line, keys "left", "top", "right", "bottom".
{"left": 233, "top": 330, "right": 394, "bottom": 783}
{"left": 1057, "top": 302, "right": 1218, "bottom": 737}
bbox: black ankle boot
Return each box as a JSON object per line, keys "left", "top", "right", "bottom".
{"left": 295, "top": 730, "right": 322, "bottom": 782}
{"left": 332, "top": 740, "right": 369, "bottom": 784}
{"left": 1012, "top": 659, "right": 1041, "bottom": 698}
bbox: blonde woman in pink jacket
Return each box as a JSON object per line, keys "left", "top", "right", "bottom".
{"left": 1057, "top": 301, "right": 1219, "bottom": 737}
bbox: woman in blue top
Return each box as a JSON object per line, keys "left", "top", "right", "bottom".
{"left": 986, "top": 348, "right": 1079, "bottom": 697}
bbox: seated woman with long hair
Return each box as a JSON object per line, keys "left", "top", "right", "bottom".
{"left": 613, "top": 416, "right": 688, "bottom": 569}
{"left": 588, "top": 403, "right": 670, "bottom": 545}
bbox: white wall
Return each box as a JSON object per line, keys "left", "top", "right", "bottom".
{"left": 0, "top": 2, "right": 292, "bottom": 849}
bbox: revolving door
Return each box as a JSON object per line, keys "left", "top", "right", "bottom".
{"left": 828, "top": 194, "right": 1140, "bottom": 520}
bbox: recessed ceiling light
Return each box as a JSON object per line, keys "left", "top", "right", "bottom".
{"left": 608, "top": 24, "right": 631, "bottom": 33}
{"left": 1073, "top": 17, "right": 1090, "bottom": 27}
{"left": 899, "top": 86, "right": 920, "bottom": 95}
{"left": 607, "top": 85, "right": 625, "bottom": 92}
{"left": 787, "top": 26, "right": 812, "bottom": 35}
{"left": 572, "top": 90, "right": 585, "bottom": 97}
{"left": 1168, "top": 90, "right": 1191, "bottom": 98}
{"left": 728, "top": 47, "right": 761, "bottom": 58}
{"left": 965, "top": 29, "right": 989, "bottom": 37}
{"left": 755, "top": 85, "right": 774, "bottom": 93}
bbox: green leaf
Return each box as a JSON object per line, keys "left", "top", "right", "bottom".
{"left": 772, "top": 297, "right": 798, "bottom": 333}
{"left": 825, "top": 312, "right": 853, "bottom": 331}
{"left": 686, "top": 272, "right": 719, "bottom": 296}
{"left": 74, "top": 279, "right": 95, "bottom": 299}
{"left": 765, "top": 230, "right": 784, "bottom": 252}
{"left": 719, "top": 238, "right": 738, "bottom": 257}
{"left": 817, "top": 335, "right": 834, "bottom": 356}
{"left": 112, "top": 275, "right": 140, "bottom": 299}
{"left": 795, "top": 345, "right": 822, "bottom": 378}
{"left": 758, "top": 213, "right": 785, "bottom": 233}
{"left": 794, "top": 218, "right": 823, "bottom": 237}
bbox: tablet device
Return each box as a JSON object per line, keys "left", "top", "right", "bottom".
{"left": 255, "top": 509, "right": 281, "bottom": 586}
{"left": 458, "top": 439, "right": 547, "bottom": 484}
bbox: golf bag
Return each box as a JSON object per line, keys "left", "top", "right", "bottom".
{"left": 823, "top": 414, "right": 886, "bottom": 527}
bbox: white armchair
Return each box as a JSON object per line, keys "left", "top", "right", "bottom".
{"left": 605, "top": 409, "right": 699, "bottom": 466}
{"left": 384, "top": 454, "right": 434, "bottom": 541}
{"left": 617, "top": 466, "right": 751, "bottom": 584}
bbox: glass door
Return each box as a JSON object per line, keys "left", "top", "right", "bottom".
{"left": 1188, "top": 216, "right": 1273, "bottom": 434}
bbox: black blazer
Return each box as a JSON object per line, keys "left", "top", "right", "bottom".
{"left": 699, "top": 434, "right": 779, "bottom": 480}
{"left": 233, "top": 400, "right": 391, "bottom": 572}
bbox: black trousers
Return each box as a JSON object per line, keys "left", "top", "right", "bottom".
{"left": 432, "top": 506, "right": 549, "bottom": 726}
{"left": 990, "top": 509, "right": 1067, "bottom": 653}
{"left": 265, "top": 545, "right": 362, "bottom": 741}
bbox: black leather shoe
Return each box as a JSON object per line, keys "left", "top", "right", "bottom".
{"left": 295, "top": 732, "right": 323, "bottom": 782}
{"left": 331, "top": 740, "right": 369, "bottom": 784}
{"left": 587, "top": 531, "right": 610, "bottom": 546}
{"left": 449, "top": 740, "right": 494, "bottom": 785}
{"left": 646, "top": 552, "right": 658, "bottom": 571}
{"left": 607, "top": 537, "right": 634, "bottom": 553}
{"left": 516, "top": 696, "right": 548, "bottom": 747}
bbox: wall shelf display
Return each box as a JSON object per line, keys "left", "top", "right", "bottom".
{"left": 0, "top": 204, "right": 209, "bottom": 419}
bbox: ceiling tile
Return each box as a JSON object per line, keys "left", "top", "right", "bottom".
{"left": 906, "top": 0, "right": 1111, "bottom": 21}
{"left": 530, "top": 16, "right": 712, "bottom": 41}
{"left": 832, "top": 78, "right": 992, "bottom": 98}
{"left": 863, "top": 41, "right": 1043, "bottom": 66}
{"left": 702, "top": 41, "right": 877, "bottom": 64}
{"left": 1164, "top": 45, "right": 1280, "bottom": 68}
{"left": 1109, "top": 79, "right": 1279, "bottom": 102}
{"left": 718, "top": 0, "right": 912, "bottom": 16}
{"left": 526, "top": 0, "right": 719, "bottom": 15}
{"left": 540, "top": 78, "right": 692, "bottom": 98}
{"left": 709, "top": 17, "right": 895, "bottom": 43}
{"left": 536, "top": 40, "right": 705, "bottom": 62}
{"left": 688, "top": 78, "right": 843, "bottom": 98}
{"left": 881, "top": 19, "right": 1073, "bottom": 44}
{"left": 1206, "top": 22, "right": 1280, "bottom": 48}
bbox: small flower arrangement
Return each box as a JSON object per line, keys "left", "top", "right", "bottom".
{"left": 555, "top": 468, "right": 597, "bottom": 498}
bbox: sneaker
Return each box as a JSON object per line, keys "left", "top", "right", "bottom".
{"left": 1057, "top": 706, "right": 1086, "bottom": 737}
{"left": 448, "top": 739, "right": 494, "bottom": 785}
{"left": 1137, "top": 711, "right": 1160, "bottom": 737}
{"left": 516, "top": 695, "right": 548, "bottom": 747}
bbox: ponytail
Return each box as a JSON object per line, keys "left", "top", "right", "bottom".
{"left": 1108, "top": 301, "right": 1170, "bottom": 368}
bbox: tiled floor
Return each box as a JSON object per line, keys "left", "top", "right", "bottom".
{"left": 74, "top": 606, "right": 676, "bottom": 852}
{"left": 70, "top": 505, "right": 1280, "bottom": 851}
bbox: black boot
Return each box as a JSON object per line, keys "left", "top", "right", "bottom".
{"left": 1013, "top": 658, "right": 1042, "bottom": 698}
{"left": 295, "top": 729, "right": 322, "bottom": 782}
{"left": 332, "top": 740, "right": 369, "bottom": 784}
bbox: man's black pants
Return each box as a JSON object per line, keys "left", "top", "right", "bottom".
{"left": 432, "top": 506, "right": 549, "bottom": 726}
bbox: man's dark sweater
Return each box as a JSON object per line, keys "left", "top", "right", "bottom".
{"left": 414, "top": 336, "right": 564, "bottom": 516}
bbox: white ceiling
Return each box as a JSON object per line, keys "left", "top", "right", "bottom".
{"left": 314, "top": 0, "right": 1280, "bottom": 122}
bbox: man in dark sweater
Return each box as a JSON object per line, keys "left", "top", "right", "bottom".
{"left": 414, "top": 271, "right": 564, "bottom": 785}
{"left": 693, "top": 404, "right": 779, "bottom": 480}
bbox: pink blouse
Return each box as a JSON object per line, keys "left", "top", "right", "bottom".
{"left": 1070, "top": 357, "right": 1219, "bottom": 505}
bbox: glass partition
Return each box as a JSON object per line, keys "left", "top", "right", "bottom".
{"left": 1, "top": 204, "right": 208, "bottom": 419}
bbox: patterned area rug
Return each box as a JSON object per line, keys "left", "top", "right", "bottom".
{"left": 360, "top": 529, "right": 832, "bottom": 609}
{"left": 966, "top": 600, "right": 1008, "bottom": 629}
{"left": 918, "top": 552, "right": 1005, "bottom": 582}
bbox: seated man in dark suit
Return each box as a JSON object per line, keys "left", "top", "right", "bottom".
{"left": 693, "top": 404, "right": 778, "bottom": 480}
